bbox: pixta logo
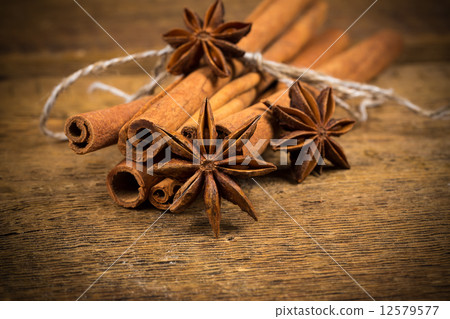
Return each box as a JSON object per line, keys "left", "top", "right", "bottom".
{"left": 126, "top": 133, "right": 325, "bottom": 174}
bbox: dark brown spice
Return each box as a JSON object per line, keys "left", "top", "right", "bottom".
{"left": 150, "top": 98, "right": 276, "bottom": 237}
{"left": 163, "top": 0, "right": 251, "bottom": 77}
{"left": 271, "top": 82, "right": 355, "bottom": 183}
{"left": 106, "top": 160, "right": 162, "bottom": 208}
{"left": 65, "top": 96, "right": 150, "bottom": 154}
{"left": 148, "top": 178, "right": 183, "bottom": 210}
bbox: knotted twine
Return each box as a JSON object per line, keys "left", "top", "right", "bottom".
{"left": 40, "top": 45, "right": 449, "bottom": 141}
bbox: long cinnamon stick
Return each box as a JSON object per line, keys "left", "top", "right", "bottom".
{"left": 64, "top": 96, "right": 151, "bottom": 154}
{"left": 180, "top": 72, "right": 262, "bottom": 129}
{"left": 289, "top": 28, "right": 350, "bottom": 67}
{"left": 241, "top": 1, "right": 329, "bottom": 92}
{"left": 238, "top": 0, "right": 313, "bottom": 52}
{"left": 106, "top": 159, "right": 161, "bottom": 208}
{"left": 180, "top": 85, "right": 261, "bottom": 140}
{"left": 125, "top": 0, "right": 314, "bottom": 156}
{"left": 263, "top": 0, "right": 328, "bottom": 62}
{"left": 213, "top": 88, "right": 258, "bottom": 121}
{"left": 126, "top": 66, "right": 229, "bottom": 141}
{"left": 317, "top": 29, "right": 404, "bottom": 82}
{"left": 244, "top": 0, "right": 275, "bottom": 23}
{"left": 117, "top": 77, "right": 183, "bottom": 155}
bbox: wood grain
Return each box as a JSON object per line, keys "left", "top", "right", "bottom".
{"left": 0, "top": 0, "right": 449, "bottom": 300}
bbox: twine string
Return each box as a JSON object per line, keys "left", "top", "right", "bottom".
{"left": 242, "top": 51, "right": 450, "bottom": 120}
{"left": 40, "top": 47, "right": 449, "bottom": 140}
{"left": 88, "top": 82, "right": 132, "bottom": 100}
{"left": 40, "top": 45, "right": 174, "bottom": 140}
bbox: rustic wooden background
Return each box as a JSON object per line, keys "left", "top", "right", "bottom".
{"left": 0, "top": 0, "right": 449, "bottom": 300}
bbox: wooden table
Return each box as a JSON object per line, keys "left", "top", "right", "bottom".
{"left": 0, "top": 0, "right": 449, "bottom": 300}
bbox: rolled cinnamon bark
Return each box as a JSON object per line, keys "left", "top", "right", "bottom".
{"left": 290, "top": 28, "right": 350, "bottom": 68}
{"left": 317, "top": 29, "right": 404, "bottom": 82}
{"left": 181, "top": 87, "right": 258, "bottom": 140}
{"left": 212, "top": 88, "right": 258, "bottom": 122}
{"left": 117, "top": 77, "right": 183, "bottom": 155}
{"left": 244, "top": 0, "right": 276, "bottom": 23}
{"left": 238, "top": 0, "right": 313, "bottom": 52}
{"left": 179, "top": 72, "right": 262, "bottom": 130}
{"left": 116, "top": 0, "right": 289, "bottom": 155}
{"left": 125, "top": 0, "right": 314, "bottom": 160}
{"left": 236, "top": 0, "right": 328, "bottom": 96}
{"left": 64, "top": 96, "right": 150, "bottom": 154}
{"left": 126, "top": 66, "right": 230, "bottom": 145}
{"left": 263, "top": 0, "right": 328, "bottom": 62}
{"left": 148, "top": 178, "right": 183, "bottom": 210}
{"left": 106, "top": 159, "right": 161, "bottom": 208}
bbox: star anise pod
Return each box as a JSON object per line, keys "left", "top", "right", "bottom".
{"left": 163, "top": 0, "right": 251, "bottom": 77}
{"left": 150, "top": 98, "right": 276, "bottom": 237}
{"left": 271, "top": 82, "right": 355, "bottom": 183}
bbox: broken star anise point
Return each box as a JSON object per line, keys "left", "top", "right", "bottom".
{"left": 151, "top": 98, "right": 276, "bottom": 237}
{"left": 163, "top": 0, "right": 251, "bottom": 77}
{"left": 271, "top": 82, "right": 355, "bottom": 184}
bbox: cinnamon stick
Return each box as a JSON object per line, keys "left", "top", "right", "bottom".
{"left": 125, "top": 0, "right": 314, "bottom": 158}
{"left": 148, "top": 178, "right": 183, "bottom": 210}
{"left": 181, "top": 87, "right": 258, "bottom": 140}
{"left": 117, "top": 77, "right": 183, "bottom": 155}
{"left": 289, "top": 28, "right": 350, "bottom": 67}
{"left": 180, "top": 72, "right": 262, "bottom": 130}
{"left": 106, "top": 159, "right": 161, "bottom": 208}
{"left": 238, "top": 0, "right": 313, "bottom": 52}
{"left": 64, "top": 96, "right": 151, "bottom": 154}
{"left": 317, "top": 29, "right": 404, "bottom": 82}
{"left": 212, "top": 88, "right": 258, "bottom": 121}
{"left": 244, "top": 0, "right": 275, "bottom": 23}
{"left": 263, "top": 0, "right": 328, "bottom": 62}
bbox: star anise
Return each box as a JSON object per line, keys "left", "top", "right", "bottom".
{"left": 163, "top": 0, "right": 251, "bottom": 77}
{"left": 150, "top": 98, "right": 276, "bottom": 237}
{"left": 271, "top": 82, "right": 355, "bottom": 183}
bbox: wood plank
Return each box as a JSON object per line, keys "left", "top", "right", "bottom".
{"left": 0, "top": 0, "right": 449, "bottom": 300}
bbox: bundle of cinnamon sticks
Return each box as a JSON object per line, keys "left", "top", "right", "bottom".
{"left": 64, "top": 0, "right": 403, "bottom": 210}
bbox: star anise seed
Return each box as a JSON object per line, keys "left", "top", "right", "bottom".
{"left": 150, "top": 98, "right": 276, "bottom": 237}
{"left": 271, "top": 82, "right": 355, "bottom": 183}
{"left": 163, "top": 0, "right": 251, "bottom": 77}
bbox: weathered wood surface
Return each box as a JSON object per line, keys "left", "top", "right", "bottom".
{"left": 0, "top": 0, "right": 449, "bottom": 300}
